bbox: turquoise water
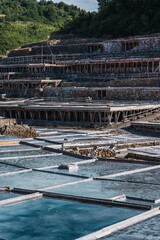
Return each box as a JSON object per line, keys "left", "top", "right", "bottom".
{"left": 49, "top": 179, "right": 160, "bottom": 200}
{"left": 0, "top": 198, "right": 141, "bottom": 240}
{"left": 0, "top": 171, "right": 80, "bottom": 190}
{"left": 0, "top": 192, "right": 20, "bottom": 201}
{"left": 0, "top": 144, "right": 159, "bottom": 240}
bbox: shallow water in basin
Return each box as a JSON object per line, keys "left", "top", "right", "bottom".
{"left": 0, "top": 154, "right": 86, "bottom": 169}
{"left": 52, "top": 160, "right": 150, "bottom": 178}
{"left": 115, "top": 168, "right": 160, "bottom": 184}
{"left": 0, "top": 192, "right": 20, "bottom": 201}
{"left": 0, "top": 171, "right": 80, "bottom": 190}
{"left": 104, "top": 215, "right": 160, "bottom": 240}
{"left": 0, "top": 144, "right": 159, "bottom": 240}
{"left": 49, "top": 179, "right": 160, "bottom": 200}
{"left": 0, "top": 198, "right": 141, "bottom": 240}
{"left": 0, "top": 163, "right": 23, "bottom": 173}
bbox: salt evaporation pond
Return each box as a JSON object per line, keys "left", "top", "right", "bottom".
{"left": 0, "top": 171, "right": 80, "bottom": 189}
{"left": 0, "top": 198, "right": 141, "bottom": 240}
{"left": 104, "top": 215, "right": 160, "bottom": 240}
{"left": 0, "top": 192, "right": 20, "bottom": 201}
{"left": 114, "top": 168, "right": 160, "bottom": 184}
{"left": 0, "top": 153, "right": 86, "bottom": 168}
{"left": 49, "top": 178, "right": 160, "bottom": 200}
{"left": 0, "top": 144, "right": 159, "bottom": 240}
{"left": 0, "top": 163, "right": 24, "bottom": 173}
{"left": 52, "top": 160, "right": 151, "bottom": 178}
{"left": 0, "top": 149, "right": 46, "bottom": 158}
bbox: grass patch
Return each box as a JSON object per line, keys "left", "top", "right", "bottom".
{"left": 0, "top": 21, "right": 55, "bottom": 55}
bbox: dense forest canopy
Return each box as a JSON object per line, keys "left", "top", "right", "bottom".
{"left": 0, "top": 0, "right": 80, "bottom": 23}
{"left": 63, "top": 0, "right": 160, "bottom": 38}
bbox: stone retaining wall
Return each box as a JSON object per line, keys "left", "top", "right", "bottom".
{"left": 43, "top": 87, "right": 160, "bottom": 101}
{"left": 100, "top": 88, "right": 160, "bottom": 101}
{"left": 61, "top": 78, "right": 160, "bottom": 88}
{"left": 43, "top": 87, "right": 96, "bottom": 99}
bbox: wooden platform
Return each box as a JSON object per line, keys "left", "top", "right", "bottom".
{"left": 1, "top": 100, "right": 160, "bottom": 126}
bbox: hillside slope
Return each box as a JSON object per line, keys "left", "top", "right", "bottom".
{"left": 0, "top": 0, "right": 81, "bottom": 55}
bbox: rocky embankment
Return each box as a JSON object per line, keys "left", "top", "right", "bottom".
{"left": 70, "top": 146, "right": 116, "bottom": 158}
{"left": 0, "top": 122, "right": 39, "bottom": 138}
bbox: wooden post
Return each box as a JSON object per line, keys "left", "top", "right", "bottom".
{"left": 24, "top": 111, "right": 27, "bottom": 120}
{"left": 98, "top": 112, "right": 102, "bottom": 123}
{"left": 106, "top": 112, "right": 113, "bottom": 124}
{"left": 9, "top": 111, "right": 12, "bottom": 118}
{"left": 152, "top": 61, "right": 154, "bottom": 73}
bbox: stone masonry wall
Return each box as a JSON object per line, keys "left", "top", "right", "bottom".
{"left": 61, "top": 78, "right": 160, "bottom": 88}
{"left": 102, "top": 88, "right": 160, "bottom": 101}
{"left": 43, "top": 87, "right": 96, "bottom": 99}
{"left": 43, "top": 86, "right": 160, "bottom": 101}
